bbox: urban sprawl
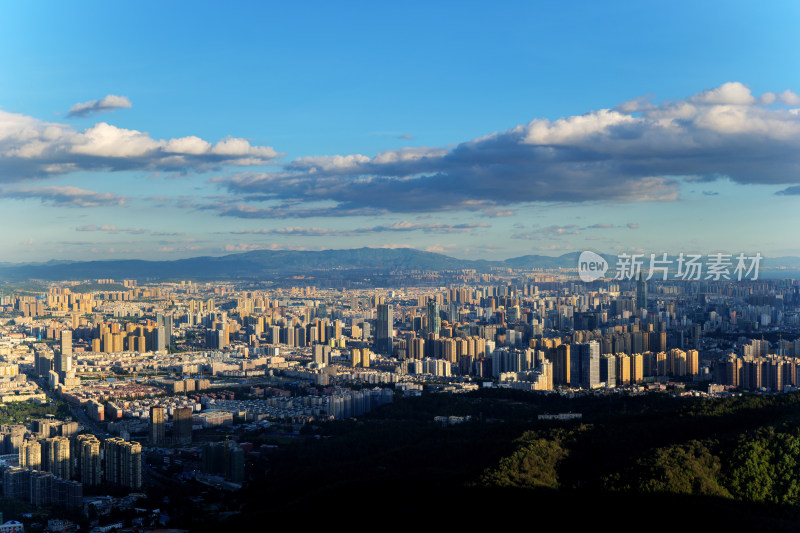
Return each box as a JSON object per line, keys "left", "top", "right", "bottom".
{"left": 0, "top": 268, "right": 798, "bottom": 531}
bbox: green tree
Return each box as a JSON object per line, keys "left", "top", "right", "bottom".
{"left": 633, "top": 441, "right": 730, "bottom": 498}
{"left": 480, "top": 430, "right": 570, "bottom": 489}
{"left": 728, "top": 438, "right": 774, "bottom": 502}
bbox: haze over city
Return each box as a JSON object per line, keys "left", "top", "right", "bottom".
{"left": 2, "top": 1, "right": 799, "bottom": 262}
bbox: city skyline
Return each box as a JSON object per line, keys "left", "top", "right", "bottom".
{"left": 2, "top": 1, "right": 799, "bottom": 262}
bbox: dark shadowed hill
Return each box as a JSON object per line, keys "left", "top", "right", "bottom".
{"left": 0, "top": 248, "right": 571, "bottom": 281}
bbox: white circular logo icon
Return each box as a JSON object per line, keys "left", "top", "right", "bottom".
{"left": 578, "top": 251, "right": 608, "bottom": 282}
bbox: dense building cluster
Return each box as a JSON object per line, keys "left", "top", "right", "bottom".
{"left": 0, "top": 419, "right": 142, "bottom": 511}
{"left": 0, "top": 270, "right": 798, "bottom": 529}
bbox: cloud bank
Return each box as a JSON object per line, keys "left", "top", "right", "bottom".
{"left": 4, "top": 186, "right": 126, "bottom": 207}
{"left": 214, "top": 82, "right": 800, "bottom": 217}
{"left": 76, "top": 224, "right": 147, "bottom": 234}
{"left": 226, "top": 221, "right": 488, "bottom": 236}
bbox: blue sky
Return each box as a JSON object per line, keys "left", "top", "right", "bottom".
{"left": 1, "top": 0, "right": 799, "bottom": 262}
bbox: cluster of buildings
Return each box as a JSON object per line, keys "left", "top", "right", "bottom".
{"left": 719, "top": 353, "right": 800, "bottom": 391}
{"left": 0, "top": 269, "right": 796, "bottom": 530}
{"left": 3, "top": 274, "right": 800, "bottom": 398}
{"left": 1, "top": 274, "right": 799, "bottom": 400}
{"left": 0, "top": 419, "right": 142, "bottom": 511}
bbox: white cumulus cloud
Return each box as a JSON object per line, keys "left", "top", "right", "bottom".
{"left": 0, "top": 109, "right": 282, "bottom": 181}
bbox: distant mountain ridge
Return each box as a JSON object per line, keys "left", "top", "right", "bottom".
{"left": 0, "top": 248, "right": 796, "bottom": 281}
